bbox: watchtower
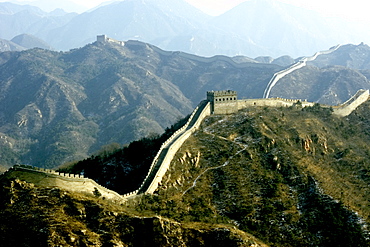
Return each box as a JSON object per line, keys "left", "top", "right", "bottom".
{"left": 207, "top": 90, "right": 238, "bottom": 114}
{"left": 97, "top": 35, "right": 107, "bottom": 42}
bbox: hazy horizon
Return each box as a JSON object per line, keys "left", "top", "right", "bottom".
{"left": 2, "top": 0, "right": 370, "bottom": 26}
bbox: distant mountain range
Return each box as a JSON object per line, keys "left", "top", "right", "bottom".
{"left": 0, "top": 0, "right": 367, "bottom": 57}
{"left": 0, "top": 38, "right": 370, "bottom": 169}
{"left": 0, "top": 39, "right": 278, "bottom": 168}
{"left": 270, "top": 43, "right": 370, "bottom": 105}
{"left": 0, "top": 34, "right": 54, "bottom": 52}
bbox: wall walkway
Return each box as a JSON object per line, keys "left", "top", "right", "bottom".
{"left": 332, "top": 89, "right": 370, "bottom": 116}
{"left": 125, "top": 40, "right": 277, "bottom": 69}
{"left": 2, "top": 89, "right": 368, "bottom": 199}
{"left": 1, "top": 101, "right": 211, "bottom": 198}
{"left": 0, "top": 165, "right": 134, "bottom": 202}
{"left": 3, "top": 39, "right": 368, "bottom": 199}
{"left": 238, "top": 97, "right": 315, "bottom": 109}
{"left": 138, "top": 100, "right": 211, "bottom": 194}
{"left": 263, "top": 45, "right": 341, "bottom": 98}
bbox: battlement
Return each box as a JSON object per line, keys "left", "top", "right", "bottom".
{"left": 1, "top": 165, "right": 135, "bottom": 202}
{"left": 2, "top": 89, "right": 368, "bottom": 202}
{"left": 207, "top": 90, "right": 238, "bottom": 114}
{"left": 97, "top": 35, "right": 125, "bottom": 46}
{"left": 207, "top": 90, "right": 237, "bottom": 98}
{"left": 207, "top": 89, "right": 369, "bottom": 116}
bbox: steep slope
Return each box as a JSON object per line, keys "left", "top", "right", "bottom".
{"left": 0, "top": 2, "right": 77, "bottom": 41}
{"left": 308, "top": 43, "right": 370, "bottom": 70}
{"left": 2, "top": 39, "right": 370, "bottom": 169}
{"left": 46, "top": 0, "right": 211, "bottom": 51}
{"left": 0, "top": 40, "right": 279, "bottom": 168}
{"left": 133, "top": 102, "right": 370, "bottom": 246}
{"left": 0, "top": 43, "right": 191, "bottom": 168}
{"left": 0, "top": 38, "right": 25, "bottom": 52}
{"left": 267, "top": 44, "right": 370, "bottom": 104}
{"left": 5, "top": 98, "right": 370, "bottom": 246}
{"left": 11, "top": 33, "right": 52, "bottom": 50}
{"left": 0, "top": 178, "right": 267, "bottom": 246}
{"left": 269, "top": 65, "right": 370, "bottom": 105}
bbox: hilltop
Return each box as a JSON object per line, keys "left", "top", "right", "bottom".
{"left": 0, "top": 0, "right": 368, "bottom": 57}
{"left": 1, "top": 39, "right": 370, "bottom": 169}
{"left": 5, "top": 97, "right": 364, "bottom": 246}
{"left": 0, "top": 39, "right": 279, "bottom": 168}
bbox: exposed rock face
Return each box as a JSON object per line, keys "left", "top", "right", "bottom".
{"left": 145, "top": 103, "right": 370, "bottom": 246}
{"left": 0, "top": 41, "right": 279, "bottom": 168}
{"left": 2, "top": 100, "right": 370, "bottom": 246}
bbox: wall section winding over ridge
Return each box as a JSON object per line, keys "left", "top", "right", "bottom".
{"left": 263, "top": 45, "right": 341, "bottom": 98}
{"left": 332, "top": 89, "right": 370, "bottom": 116}
{"left": 139, "top": 100, "right": 211, "bottom": 194}
{"left": 2, "top": 38, "right": 367, "bottom": 198}
{"left": 0, "top": 101, "right": 211, "bottom": 199}
{"left": 2, "top": 89, "right": 368, "bottom": 199}
{"left": 0, "top": 165, "right": 131, "bottom": 202}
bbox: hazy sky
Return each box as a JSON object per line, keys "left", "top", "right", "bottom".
{"left": 2, "top": 0, "right": 369, "bottom": 24}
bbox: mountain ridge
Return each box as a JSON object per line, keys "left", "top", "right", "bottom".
{"left": 2, "top": 93, "right": 370, "bottom": 246}
{"left": 0, "top": 37, "right": 370, "bottom": 169}
{"left": 0, "top": 0, "right": 367, "bottom": 57}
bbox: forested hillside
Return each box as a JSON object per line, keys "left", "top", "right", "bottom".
{"left": 0, "top": 40, "right": 278, "bottom": 168}
{"left": 2, "top": 99, "right": 370, "bottom": 246}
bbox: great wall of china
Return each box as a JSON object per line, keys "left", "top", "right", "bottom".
{"left": 0, "top": 165, "right": 133, "bottom": 202}
{"left": 98, "top": 36, "right": 277, "bottom": 70}
{"left": 1, "top": 36, "right": 369, "bottom": 201}
{"left": 263, "top": 45, "right": 341, "bottom": 98}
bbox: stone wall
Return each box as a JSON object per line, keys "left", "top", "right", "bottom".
{"left": 126, "top": 39, "right": 277, "bottom": 69}
{"left": 332, "top": 89, "right": 369, "bottom": 117}
{"left": 136, "top": 101, "right": 204, "bottom": 193}
{"left": 97, "top": 35, "right": 124, "bottom": 46}
{"left": 238, "top": 89, "right": 368, "bottom": 117}
{"left": 238, "top": 98, "right": 315, "bottom": 109}
{"left": 1, "top": 165, "right": 134, "bottom": 202}
{"left": 143, "top": 101, "right": 211, "bottom": 194}
{"left": 207, "top": 90, "right": 238, "bottom": 114}
{"left": 3, "top": 88, "right": 368, "bottom": 199}
{"left": 263, "top": 45, "right": 341, "bottom": 98}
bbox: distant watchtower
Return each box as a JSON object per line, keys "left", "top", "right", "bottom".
{"left": 96, "top": 35, "right": 125, "bottom": 46}
{"left": 97, "top": 35, "right": 108, "bottom": 42}
{"left": 207, "top": 90, "right": 238, "bottom": 114}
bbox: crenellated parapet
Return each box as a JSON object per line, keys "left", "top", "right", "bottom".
{"left": 3, "top": 88, "right": 368, "bottom": 200}
{"left": 332, "top": 89, "right": 369, "bottom": 116}
{"left": 97, "top": 35, "right": 125, "bottom": 46}
{"left": 137, "top": 100, "right": 211, "bottom": 194}
{"left": 207, "top": 89, "right": 368, "bottom": 117}
{"left": 237, "top": 97, "right": 315, "bottom": 109}
{"left": 207, "top": 90, "right": 238, "bottom": 114}
{"left": 2, "top": 165, "right": 130, "bottom": 202}
{"left": 12, "top": 164, "right": 85, "bottom": 178}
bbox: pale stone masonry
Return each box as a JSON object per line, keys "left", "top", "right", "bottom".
{"left": 3, "top": 89, "right": 369, "bottom": 198}
{"left": 97, "top": 35, "right": 125, "bottom": 46}
{"left": 0, "top": 165, "right": 134, "bottom": 202}
{"left": 4, "top": 33, "right": 370, "bottom": 201}
{"left": 207, "top": 90, "right": 238, "bottom": 114}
